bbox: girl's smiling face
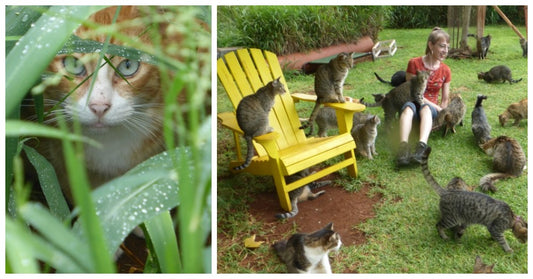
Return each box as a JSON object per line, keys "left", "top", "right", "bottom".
{"left": 429, "top": 38, "right": 449, "bottom": 61}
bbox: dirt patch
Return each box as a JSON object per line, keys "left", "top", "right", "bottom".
{"left": 247, "top": 178, "right": 383, "bottom": 247}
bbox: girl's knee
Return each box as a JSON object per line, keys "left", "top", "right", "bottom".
{"left": 401, "top": 103, "right": 416, "bottom": 116}
{"left": 420, "top": 104, "right": 432, "bottom": 115}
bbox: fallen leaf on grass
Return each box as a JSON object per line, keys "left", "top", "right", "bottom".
{"left": 244, "top": 234, "right": 264, "bottom": 249}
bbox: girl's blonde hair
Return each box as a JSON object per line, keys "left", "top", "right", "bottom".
{"left": 425, "top": 27, "right": 450, "bottom": 55}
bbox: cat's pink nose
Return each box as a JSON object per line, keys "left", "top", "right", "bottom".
{"left": 90, "top": 103, "right": 110, "bottom": 117}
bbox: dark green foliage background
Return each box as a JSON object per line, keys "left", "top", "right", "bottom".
{"left": 218, "top": 6, "right": 526, "bottom": 55}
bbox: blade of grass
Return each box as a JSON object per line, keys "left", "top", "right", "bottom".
{"left": 144, "top": 211, "right": 182, "bottom": 273}
{"left": 56, "top": 114, "right": 115, "bottom": 273}
{"left": 22, "top": 145, "right": 70, "bottom": 220}
{"left": 5, "top": 6, "right": 98, "bottom": 117}
{"left": 5, "top": 120, "right": 101, "bottom": 148}
{"left": 177, "top": 139, "right": 211, "bottom": 273}
{"left": 6, "top": 214, "right": 90, "bottom": 273}
{"left": 5, "top": 217, "right": 40, "bottom": 273}
{"left": 5, "top": 6, "right": 48, "bottom": 53}
{"left": 81, "top": 148, "right": 181, "bottom": 253}
{"left": 18, "top": 203, "right": 93, "bottom": 272}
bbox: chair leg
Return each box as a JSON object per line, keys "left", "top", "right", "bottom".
{"left": 270, "top": 162, "right": 292, "bottom": 212}
{"left": 345, "top": 149, "right": 358, "bottom": 177}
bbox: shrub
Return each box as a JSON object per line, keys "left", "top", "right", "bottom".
{"left": 217, "top": 6, "right": 388, "bottom": 55}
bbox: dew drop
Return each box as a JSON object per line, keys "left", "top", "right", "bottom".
{"left": 22, "top": 14, "right": 29, "bottom": 22}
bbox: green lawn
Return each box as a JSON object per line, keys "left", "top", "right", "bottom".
{"left": 217, "top": 25, "right": 527, "bottom": 273}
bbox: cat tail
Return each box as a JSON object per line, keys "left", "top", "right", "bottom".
{"left": 275, "top": 199, "right": 299, "bottom": 219}
{"left": 479, "top": 172, "right": 515, "bottom": 193}
{"left": 374, "top": 72, "right": 391, "bottom": 85}
{"left": 234, "top": 136, "right": 255, "bottom": 171}
{"left": 299, "top": 102, "right": 321, "bottom": 136}
{"left": 360, "top": 98, "right": 382, "bottom": 108}
{"left": 309, "top": 180, "right": 331, "bottom": 190}
{"left": 475, "top": 94, "right": 487, "bottom": 107}
{"left": 510, "top": 78, "right": 523, "bottom": 84}
{"left": 420, "top": 146, "right": 447, "bottom": 196}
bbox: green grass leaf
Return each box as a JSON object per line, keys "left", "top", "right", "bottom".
{"left": 18, "top": 203, "right": 93, "bottom": 272}
{"left": 144, "top": 211, "right": 182, "bottom": 273}
{"left": 6, "top": 120, "right": 101, "bottom": 148}
{"left": 5, "top": 6, "right": 48, "bottom": 53}
{"left": 78, "top": 148, "right": 182, "bottom": 254}
{"left": 5, "top": 6, "right": 99, "bottom": 117}
{"left": 57, "top": 115, "right": 115, "bottom": 273}
{"left": 5, "top": 217, "right": 40, "bottom": 273}
{"left": 22, "top": 145, "right": 70, "bottom": 220}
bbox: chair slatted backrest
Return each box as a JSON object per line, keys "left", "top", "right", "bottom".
{"left": 218, "top": 49, "right": 307, "bottom": 155}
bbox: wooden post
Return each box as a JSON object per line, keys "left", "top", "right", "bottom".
{"left": 493, "top": 6, "right": 525, "bottom": 39}
{"left": 477, "top": 6, "right": 486, "bottom": 38}
{"left": 460, "top": 6, "right": 472, "bottom": 49}
{"left": 525, "top": 6, "right": 528, "bottom": 36}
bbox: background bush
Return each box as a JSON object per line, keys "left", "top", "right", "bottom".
{"left": 218, "top": 6, "right": 526, "bottom": 54}
{"left": 386, "top": 6, "right": 526, "bottom": 28}
{"left": 217, "top": 6, "right": 388, "bottom": 55}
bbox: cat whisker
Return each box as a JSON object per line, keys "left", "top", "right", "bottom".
{"left": 124, "top": 113, "right": 161, "bottom": 140}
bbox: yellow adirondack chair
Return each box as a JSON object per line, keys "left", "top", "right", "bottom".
{"left": 218, "top": 48, "right": 366, "bottom": 211}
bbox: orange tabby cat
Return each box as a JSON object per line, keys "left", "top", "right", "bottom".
{"left": 28, "top": 6, "right": 209, "bottom": 202}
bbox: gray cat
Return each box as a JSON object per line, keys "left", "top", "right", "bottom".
{"left": 421, "top": 146, "right": 528, "bottom": 253}
{"left": 299, "top": 52, "right": 354, "bottom": 136}
{"left": 273, "top": 223, "right": 342, "bottom": 273}
{"left": 520, "top": 38, "right": 527, "bottom": 58}
{"left": 234, "top": 77, "right": 286, "bottom": 170}
{"left": 314, "top": 107, "right": 369, "bottom": 137}
{"left": 433, "top": 93, "right": 466, "bottom": 137}
{"left": 275, "top": 169, "right": 331, "bottom": 219}
{"left": 362, "top": 70, "right": 429, "bottom": 131}
{"left": 352, "top": 114, "right": 380, "bottom": 160}
{"left": 478, "top": 65, "right": 522, "bottom": 84}
{"left": 471, "top": 94, "right": 492, "bottom": 145}
{"left": 479, "top": 135, "right": 526, "bottom": 192}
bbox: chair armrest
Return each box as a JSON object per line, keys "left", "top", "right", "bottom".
{"left": 217, "top": 112, "right": 243, "bottom": 134}
{"left": 255, "top": 132, "right": 280, "bottom": 158}
{"left": 325, "top": 102, "right": 366, "bottom": 134}
{"left": 325, "top": 102, "right": 366, "bottom": 112}
{"left": 291, "top": 93, "right": 317, "bottom": 103}
{"left": 218, "top": 111, "right": 280, "bottom": 158}
{"left": 292, "top": 93, "right": 363, "bottom": 106}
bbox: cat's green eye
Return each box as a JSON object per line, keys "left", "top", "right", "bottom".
{"left": 62, "top": 56, "right": 86, "bottom": 76}
{"left": 117, "top": 59, "right": 140, "bottom": 77}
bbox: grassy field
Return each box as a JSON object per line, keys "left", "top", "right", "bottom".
{"left": 217, "top": 25, "right": 527, "bottom": 273}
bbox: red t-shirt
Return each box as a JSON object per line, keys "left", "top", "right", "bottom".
{"left": 406, "top": 57, "right": 451, "bottom": 105}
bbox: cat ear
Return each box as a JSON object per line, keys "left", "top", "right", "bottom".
{"left": 325, "top": 222, "right": 333, "bottom": 230}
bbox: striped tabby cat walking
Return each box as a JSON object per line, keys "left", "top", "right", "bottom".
{"left": 421, "top": 146, "right": 527, "bottom": 253}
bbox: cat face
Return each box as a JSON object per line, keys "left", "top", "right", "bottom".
{"left": 473, "top": 256, "right": 494, "bottom": 273}
{"left": 271, "top": 77, "right": 287, "bottom": 95}
{"left": 512, "top": 216, "right": 528, "bottom": 243}
{"left": 337, "top": 52, "right": 354, "bottom": 69}
{"left": 45, "top": 53, "right": 163, "bottom": 135}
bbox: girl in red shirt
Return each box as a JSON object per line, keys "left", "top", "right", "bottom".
{"left": 396, "top": 27, "right": 451, "bottom": 167}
